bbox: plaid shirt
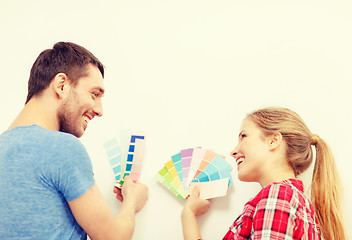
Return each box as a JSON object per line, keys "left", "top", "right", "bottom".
{"left": 223, "top": 179, "right": 321, "bottom": 240}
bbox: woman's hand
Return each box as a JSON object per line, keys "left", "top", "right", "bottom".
{"left": 183, "top": 183, "right": 211, "bottom": 216}
{"left": 181, "top": 183, "right": 211, "bottom": 240}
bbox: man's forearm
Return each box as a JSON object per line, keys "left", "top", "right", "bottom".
{"left": 112, "top": 201, "right": 137, "bottom": 240}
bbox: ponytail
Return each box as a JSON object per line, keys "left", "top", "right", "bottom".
{"left": 248, "top": 107, "right": 347, "bottom": 240}
{"left": 311, "top": 137, "right": 347, "bottom": 240}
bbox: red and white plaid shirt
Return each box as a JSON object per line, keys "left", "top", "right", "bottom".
{"left": 223, "top": 179, "right": 321, "bottom": 240}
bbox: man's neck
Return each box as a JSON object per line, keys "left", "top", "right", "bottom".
{"left": 9, "top": 96, "right": 59, "bottom": 131}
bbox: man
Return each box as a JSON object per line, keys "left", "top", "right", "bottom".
{"left": 0, "top": 42, "right": 148, "bottom": 239}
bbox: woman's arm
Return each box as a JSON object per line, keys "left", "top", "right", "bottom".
{"left": 181, "top": 184, "right": 211, "bottom": 240}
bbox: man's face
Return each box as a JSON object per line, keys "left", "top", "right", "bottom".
{"left": 58, "top": 64, "right": 105, "bottom": 138}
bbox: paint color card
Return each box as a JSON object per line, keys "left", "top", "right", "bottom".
{"left": 192, "top": 150, "right": 226, "bottom": 181}
{"left": 171, "top": 153, "right": 183, "bottom": 187}
{"left": 198, "top": 178, "right": 230, "bottom": 199}
{"left": 129, "top": 136, "right": 146, "bottom": 182}
{"left": 185, "top": 147, "right": 206, "bottom": 186}
{"left": 164, "top": 160, "right": 189, "bottom": 198}
{"left": 104, "top": 138, "right": 122, "bottom": 183}
{"left": 192, "top": 155, "right": 233, "bottom": 186}
{"left": 181, "top": 148, "right": 195, "bottom": 189}
{"left": 122, "top": 135, "right": 145, "bottom": 181}
{"left": 156, "top": 167, "right": 186, "bottom": 200}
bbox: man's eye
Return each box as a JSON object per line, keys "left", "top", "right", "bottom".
{"left": 92, "top": 92, "right": 99, "bottom": 98}
{"left": 241, "top": 134, "right": 247, "bottom": 139}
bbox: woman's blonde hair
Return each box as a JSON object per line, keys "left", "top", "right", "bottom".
{"left": 248, "top": 107, "right": 346, "bottom": 240}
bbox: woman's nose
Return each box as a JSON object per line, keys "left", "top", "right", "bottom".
{"left": 230, "top": 145, "right": 239, "bottom": 158}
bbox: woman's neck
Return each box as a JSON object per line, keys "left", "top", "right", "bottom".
{"left": 258, "top": 163, "right": 296, "bottom": 188}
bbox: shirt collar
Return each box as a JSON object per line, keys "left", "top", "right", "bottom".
{"left": 281, "top": 178, "right": 304, "bottom": 192}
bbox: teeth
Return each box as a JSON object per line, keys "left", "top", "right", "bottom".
{"left": 236, "top": 157, "right": 244, "bottom": 166}
{"left": 84, "top": 116, "right": 90, "bottom": 124}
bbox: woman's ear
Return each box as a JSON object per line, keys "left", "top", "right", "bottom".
{"left": 268, "top": 132, "right": 283, "bottom": 151}
{"left": 50, "top": 73, "right": 71, "bottom": 99}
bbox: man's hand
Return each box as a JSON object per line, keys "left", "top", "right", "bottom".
{"left": 113, "top": 176, "right": 148, "bottom": 213}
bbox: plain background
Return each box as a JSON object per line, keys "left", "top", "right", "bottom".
{"left": 1, "top": 1, "right": 351, "bottom": 239}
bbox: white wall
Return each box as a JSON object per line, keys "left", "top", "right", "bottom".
{"left": 1, "top": 1, "right": 351, "bottom": 239}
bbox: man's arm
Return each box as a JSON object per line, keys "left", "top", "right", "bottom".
{"left": 68, "top": 176, "right": 148, "bottom": 240}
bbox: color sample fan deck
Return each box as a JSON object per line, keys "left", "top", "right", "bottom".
{"left": 156, "top": 147, "right": 233, "bottom": 200}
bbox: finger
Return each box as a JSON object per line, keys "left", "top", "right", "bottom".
{"left": 123, "top": 175, "right": 132, "bottom": 181}
{"left": 115, "top": 193, "right": 123, "bottom": 202}
{"left": 113, "top": 186, "right": 122, "bottom": 194}
{"left": 123, "top": 175, "right": 134, "bottom": 185}
{"left": 190, "top": 183, "right": 201, "bottom": 196}
{"left": 112, "top": 185, "right": 123, "bottom": 202}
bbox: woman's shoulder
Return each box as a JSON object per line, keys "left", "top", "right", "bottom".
{"left": 250, "top": 179, "right": 304, "bottom": 206}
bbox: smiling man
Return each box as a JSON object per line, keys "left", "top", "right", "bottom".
{"left": 0, "top": 42, "right": 148, "bottom": 240}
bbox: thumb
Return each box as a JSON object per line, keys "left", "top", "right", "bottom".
{"left": 190, "top": 183, "right": 201, "bottom": 197}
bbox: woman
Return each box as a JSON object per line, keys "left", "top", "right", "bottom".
{"left": 181, "top": 107, "right": 346, "bottom": 240}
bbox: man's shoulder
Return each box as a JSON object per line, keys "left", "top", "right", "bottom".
{"left": 34, "top": 126, "right": 85, "bottom": 152}
{"left": 29, "top": 126, "right": 89, "bottom": 165}
{"left": 40, "top": 126, "right": 80, "bottom": 144}
{"left": 19, "top": 124, "right": 79, "bottom": 142}
{"left": 3, "top": 124, "right": 83, "bottom": 151}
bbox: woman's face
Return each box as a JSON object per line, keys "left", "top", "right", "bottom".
{"left": 230, "top": 118, "right": 271, "bottom": 183}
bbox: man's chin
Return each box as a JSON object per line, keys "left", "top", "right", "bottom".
{"left": 75, "top": 132, "right": 84, "bottom": 138}
{"left": 74, "top": 128, "right": 85, "bottom": 138}
{"left": 59, "top": 128, "right": 84, "bottom": 138}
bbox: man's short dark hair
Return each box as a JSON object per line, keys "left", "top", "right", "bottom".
{"left": 26, "top": 42, "right": 105, "bottom": 103}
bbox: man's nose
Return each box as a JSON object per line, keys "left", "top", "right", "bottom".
{"left": 93, "top": 100, "right": 103, "bottom": 117}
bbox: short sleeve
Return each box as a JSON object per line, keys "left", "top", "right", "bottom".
{"left": 46, "top": 135, "right": 95, "bottom": 202}
{"left": 223, "top": 201, "right": 257, "bottom": 240}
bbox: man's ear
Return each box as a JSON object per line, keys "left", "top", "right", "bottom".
{"left": 267, "top": 132, "right": 283, "bottom": 151}
{"left": 51, "top": 73, "right": 71, "bottom": 99}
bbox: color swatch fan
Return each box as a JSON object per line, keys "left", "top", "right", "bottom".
{"left": 156, "top": 147, "right": 233, "bottom": 200}
{"left": 104, "top": 135, "right": 146, "bottom": 187}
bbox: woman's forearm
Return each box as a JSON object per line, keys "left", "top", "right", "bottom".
{"left": 181, "top": 208, "right": 202, "bottom": 240}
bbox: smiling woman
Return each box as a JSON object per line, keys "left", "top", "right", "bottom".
{"left": 231, "top": 118, "right": 295, "bottom": 186}
{"left": 181, "top": 107, "right": 347, "bottom": 240}
{"left": 245, "top": 107, "right": 347, "bottom": 240}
